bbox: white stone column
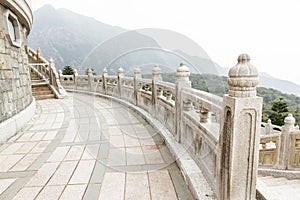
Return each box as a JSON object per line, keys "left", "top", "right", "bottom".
{"left": 49, "top": 58, "right": 55, "bottom": 85}
{"left": 152, "top": 65, "right": 162, "bottom": 117}
{"left": 118, "top": 67, "right": 124, "bottom": 98}
{"left": 277, "top": 113, "right": 295, "bottom": 170}
{"left": 175, "top": 63, "right": 191, "bottom": 142}
{"left": 58, "top": 69, "right": 63, "bottom": 82}
{"left": 87, "top": 68, "right": 93, "bottom": 92}
{"left": 73, "top": 69, "right": 78, "bottom": 90}
{"left": 265, "top": 119, "right": 272, "bottom": 135}
{"left": 102, "top": 68, "right": 108, "bottom": 95}
{"left": 134, "top": 67, "right": 141, "bottom": 105}
{"left": 218, "top": 54, "right": 262, "bottom": 200}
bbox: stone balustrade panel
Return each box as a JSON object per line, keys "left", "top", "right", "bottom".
{"left": 259, "top": 133, "right": 280, "bottom": 166}
{"left": 155, "top": 81, "right": 176, "bottom": 134}
{"left": 120, "top": 77, "right": 134, "bottom": 102}
{"left": 289, "top": 131, "right": 300, "bottom": 168}
{"left": 136, "top": 78, "right": 152, "bottom": 113}
{"left": 105, "top": 76, "right": 118, "bottom": 96}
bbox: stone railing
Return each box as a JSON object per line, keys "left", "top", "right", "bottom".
{"left": 259, "top": 114, "right": 300, "bottom": 169}
{"left": 27, "top": 48, "right": 67, "bottom": 98}
{"left": 59, "top": 54, "right": 263, "bottom": 200}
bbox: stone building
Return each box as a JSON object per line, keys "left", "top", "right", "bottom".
{"left": 0, "top": 0, "right": 35, "bottom": 142}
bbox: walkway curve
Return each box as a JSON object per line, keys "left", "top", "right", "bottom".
{"left": 0, "top": 93, "right": 194, "bottom": 200}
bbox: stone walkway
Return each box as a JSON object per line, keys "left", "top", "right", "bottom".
{"left": 0, "top": 93, "right": 193, "bottom": 200}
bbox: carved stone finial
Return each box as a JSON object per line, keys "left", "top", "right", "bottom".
{"left": 118, "top": 67, "right": 124, "bottom": 74}
{"left": 49, "top": 58, "right": 55, "bottom": 68}
{"left": 37, "top": 48, "right": 41, "bottom": 58}
{"left": 176, "top": 63, "right": 190, "bottom": 82}
{"left": 284, "top": 113, "right": 295, "bottom": 126}
{"left": 228, "top": 54, "right": 259, "bottom": 98}
{"left": 134, "top": 66, "right": 141, "bottom": 74}
{"left": 152, "top": 65, "right": 162, "bottom": 80}
{"left": 134, "top": 66, "right": 141, "bottom": 79}
{"left": 73, "top": 69, "right": 78, "bottom": 76}
{"left": 118, "top": 67, "right": 124, "bottom": 78}
{"left": 102, "top": 68, "right": 107, "bottom": 76}
{"left": 267, "top": 119, "right": 272, "bottom": 124}
{"left": 152, "top": 65, "right": 161, "bottom": 74}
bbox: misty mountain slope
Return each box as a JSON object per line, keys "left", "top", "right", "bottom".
{"left": 259, "top": 73, "right": 300, "bottom": 96}
{"left": 29, "top": 5, "right": 228, "bottom": 75}
{"left": 29, "top": 5, "right": 300, "bottom": 96}
{"left": 29, "top": 4, "right": 125, "bottom": 68}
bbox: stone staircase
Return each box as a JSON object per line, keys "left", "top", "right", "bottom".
{"left": 257, "top": 175, "right": 300, "bottom": 200}
{"left": 30, "top": 72, "right": 55, "bottom": 100}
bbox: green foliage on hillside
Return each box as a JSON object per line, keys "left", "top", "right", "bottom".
{"left": 154, "top": 73, "right": 300, "bottom": 125}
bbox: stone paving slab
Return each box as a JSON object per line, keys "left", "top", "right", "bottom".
{"left": 0, "top": 93, "right": 194, "bottom": 200}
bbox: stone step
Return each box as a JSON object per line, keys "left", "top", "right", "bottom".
{"left": 34, "top": 94, "right": 56, "bottom": 100}
{"left": 31, "top": 81, "right": 48, "bottom": 86}
{"left": 31, "top": 82, "right": 55, "bottom": 100}
{"left": 258, "top": 176, "right": 288, "bottom": 186}
{"left": 32, "top": 86, "right": 52, "bottom": 92}
{"left": 257, "top": 176, "right": 300, "bottom": 200}
{"left": 32, "top": 91, "right": 53, "bottom": 96}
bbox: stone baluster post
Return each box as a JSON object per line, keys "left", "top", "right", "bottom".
{"left": 265, "top": 119, "right": 272, "bottom": 135}
{"left": 58, "top": 69, "right": 63, "bottom": 83}
{"left": 73, "top": 69, "right": 78, "bottom": 90}
{"left": 200, "top": 109, "right": 209, "bottom": 123}
{"left": 118, "top": 67, "right": 124, "bottom": 99}
{"left": 36, "top": 48, "right": 41, "bottom": 60}
{"left": 134, "top": 67, "right": 141, "bottom": 105}
{"left": 87, "top": 68, "right": 93, "bottom": 92}
{"left": 152, "top": 65, "right": 162, "bottom": 117}
{"left": 175, "top": 63, "right": 191, "bottom": 142}
{"left": 277, "top": 113, "right": 295, "bottom": 170}
{"left": 218, "top": 54, "right": 262, "bottom": 200}
{"left": 102, "top": 68, "right": 108, "bottom": 95}
{"left": 49, "top": 58, "right": 55, "bottom": 85}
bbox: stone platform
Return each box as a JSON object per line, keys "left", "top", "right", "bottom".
{"left": 0, "top": 93, "right": 193, "bottom": 200}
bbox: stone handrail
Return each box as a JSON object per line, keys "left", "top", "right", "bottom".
{"left": 261, "top": 119, "right": 282, "bottom": 135}
{"left": 259, "top": 133, "right": 280, "bottom": 166}
{"left": 26, "top": 47, "right": 48, "bottom": 64}
{"left": 259, "top": 115, "right": 300, "bottom": 169}
{"left": 27, "top": 47, "right": 67, "bottom": 98}
{"left": 59, "top": 54, "right": 263, "bottom": 200}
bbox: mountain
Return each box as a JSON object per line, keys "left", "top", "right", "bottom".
{"left": 259, "top": 73, "right": 300, "bottom": 96}
{"left": 29, "top": 5, "right": 227, "bottom": 76}
{"left": 29, "top": 4, "right": 125, "bottom": 68}
{"left": 29, "top": 5, "right": 300, "bottom": 96}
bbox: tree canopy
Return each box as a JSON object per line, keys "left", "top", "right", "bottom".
{"left": 268, "top": 97, "right": 289, "bottom": 126}
{"left": 62, "top": 66, "right": 74, "bottom": 75}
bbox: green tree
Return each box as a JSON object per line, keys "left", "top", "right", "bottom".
{"left": 85, "top": 68, "right": 96, "bottom": 75}
{"left": 62, "top": 66, "right": 74, "bottom": 75}
{"left": 268, "top": 97, "right": 289, "bottom": 126}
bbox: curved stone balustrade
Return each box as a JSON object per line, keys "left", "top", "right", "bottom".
{"left": 59, "top": 55, "right": 263, "bottom": 199}
{"left": 259, "top": 114, "right": 300, "bottom": 170}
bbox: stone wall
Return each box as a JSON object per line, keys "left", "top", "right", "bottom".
{"left": 0, "top": 4, "right": 33, "bottom": 126}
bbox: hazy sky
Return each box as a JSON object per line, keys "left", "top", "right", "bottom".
{"left": 32, "top": 0, "right": 300, "bottom": 85}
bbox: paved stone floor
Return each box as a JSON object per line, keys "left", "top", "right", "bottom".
{"left": 0, "top": 93, "right": 194, "bottom": 200}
